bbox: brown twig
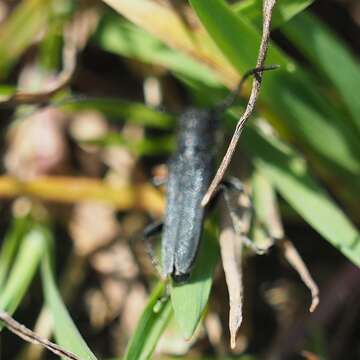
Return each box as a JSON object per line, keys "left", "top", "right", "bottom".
{"left": 280, "top": 239, "right": 319, "bottom": 313}
{"left": 202, "top": 0, "right": 277, "bottom": 206}
{"left": 0, "top": 310, "right": 82, "bottom": 360}
{"left": 253, "top": 171, "right": 319, "bottom": 312}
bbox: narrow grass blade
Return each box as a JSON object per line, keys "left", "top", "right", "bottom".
{"left": 84, "top": 133, "right": 174, "bottom": 156}
{"left": 233, "top": 0, "right": 314, "bottom": 29}
{"left": 0, "top": 216, "right": 30, "bottom": 290}
{"left": 282, "top": 13, "right": 360, "bottom": 133}
{"left": 124, "top": 282, "right": 172, "bottom": 360}
{"left": 40, "top": 225, "right": 98, "bottom": 360}
{"left": 171, "top": 218, "right": 219, "bottom": 339}
{"left": 61, "top": 97, "right": 175, "bottom": 129}
{"left": 0, "top": 225, "right": 45, "bottom": 325}
{"left": 0, "top": 0, "right": 51, "bottom": 77}
{"left": 94, "top": 15, "right": 219, "bottom": 87}
{"left": 244, "top": 125, "right": 360, "bottom": 267}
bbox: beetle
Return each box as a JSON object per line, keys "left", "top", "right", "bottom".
{"left": 144, "top": 65, "right": 278, "bottom": 283}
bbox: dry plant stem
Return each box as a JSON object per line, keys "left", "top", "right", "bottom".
{"left": 219, "top": 202, "right": 244, "bottom": 349}
{"left": 0, "top": 311, "right": 82, "bottom": 360}
{"left": 0, "top": 176, "right": 164, "bottom": 215}
{"left": 202, "top": 0, "right": 277, "bottom": 206}
{"left": 281, "top": 239, "right": 319, "bottom": 312}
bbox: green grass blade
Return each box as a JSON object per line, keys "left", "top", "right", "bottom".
{"left": 124, "top": 282, "right": 172, "bottom": 360}
{"left": 0, "top": 216, "right": 30, "bottom": 290}
{"left": 233, "top": 0, "right": 314, "bottom": 29}
{"left": 189, "top": 0, "right": 287, "bottom": 71}
{"left": 94, "top": 14, "right": 219, "bottom": 87}
{"left": 84, "top": 133, "right": 174, "bottom": 156}
{"left": 244, "top": 125, "right": 360, "bottom": 266}
{"left": 171, "top": 218, "right": 219, "bottom": 339}
{"left": 282, "top": 13, "right": 360, "bottom": 133}
{"left": 0, "top": 0, "right": 51, "bottom": 77}
{"left": 40, "top": 226, "right": 98, "bottom": 360}
{"left": 0, "top": 225, "right": 45, "bottom": 323}
{"left": 60, "top": 97, "right": 175, "bottom": 129}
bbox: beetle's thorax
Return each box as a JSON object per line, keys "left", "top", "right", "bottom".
{"left": 177, "top": 108, "right": 217, "bottom": 156}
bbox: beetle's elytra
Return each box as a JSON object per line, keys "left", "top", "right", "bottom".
{"left": 162, "top": 108, "right": 218, "bottom": 282}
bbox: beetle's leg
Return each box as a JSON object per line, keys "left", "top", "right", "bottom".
{"left": 219, "top": 178, "right": 267, "bottom": 255}
{"left": 151, "top": 164, "right": 168, "bottom": 188}
{"left": 143, "top": 221, "right": 164, "bottom": 278}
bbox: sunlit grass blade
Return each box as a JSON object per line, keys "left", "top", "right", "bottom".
{"left": 94, "top": 15, "right": 219, "bottom": 87}
{"left": 0, "top": 0, "right": 51, "bottom": 77}
{"left": 124, "top": 282, "right": 172, "bottom": 360}
{"left": 0, "top": 176, "right": 164, "bottom": 215}
{"left": 84, "top": 133, "right": 174, "bottom": 156}
{"left": 0, "top": 216, "right": 30, "bottom": 290}
{"left": 282, "top": 12, "right": 360, "bottom": 133}
{"left": 233, "top": 0, "right": 314, "bottom": 29}
{"left": 171, "top": 218, "right": 219, "bottom": 339}
{"left": 61, "top": 97, "right": 175, "bottom": 129}
{"left": 40, "top": 225, "right": 98, "bottom": 360}
{"left": 244, "top": 124, "right": 360, "bottom": 267}
{"left": 0, "top": 225, "right": 45, "bottom": 324}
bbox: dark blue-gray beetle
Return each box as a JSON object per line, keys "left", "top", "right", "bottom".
{"left": 145, "top": 65, "right": 278, "bottom": 283}
{"left": 162, "top": 107, "right": 218, "bottom": 282}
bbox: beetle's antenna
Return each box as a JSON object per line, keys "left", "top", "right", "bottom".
{"left": 214, "top": 64, "right": 279, "bottom": 114}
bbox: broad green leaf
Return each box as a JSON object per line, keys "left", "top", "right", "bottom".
{"left": 40, "top": 225, "right": 98, "bottom": 360}
{"left": 171, "top": 218, "right": 219, "bottom": 339}
{"left": 244, "top": 124, "right": 360, "bottom": 267}
{"left": 233, "top": 0, "right": 314, "bottom": 29}
{"left": 61, "top": 97, "right": 175, "bottom": 129}
{"left": 0, "top": 216, "right": 30, "bottom": 290}
{"left": 124, "top": 282, "right": 172, "bottom": 360}
{"left": 0, "top": 226, "right": 45, "bottom": 322}
{"left": 0, "top": 0, "right": 51, "bottom": 77}
{"left": 189, "top": 0, "right": 360, "bottom": 177}
{"left": 282, "top": 13, "right": 360, "bottom": 133}
{"left": 94, "top": 15, "right": 219, "bottom": 87}
{"left": 85, "top": 133, "right": 174, "bottom": 156}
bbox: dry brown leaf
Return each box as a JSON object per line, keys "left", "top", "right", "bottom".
{"left": 219, "top": 201, "right": 243, "bottom": 349}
